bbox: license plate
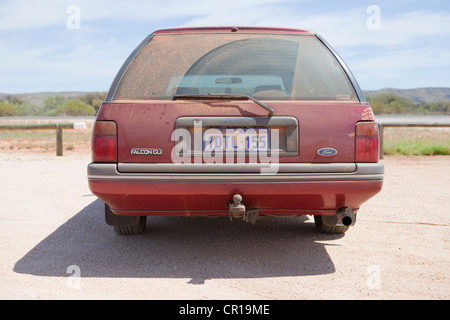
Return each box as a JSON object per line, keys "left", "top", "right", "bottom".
{"left": 203, "top": 128, "right": 269, "bottom": 152}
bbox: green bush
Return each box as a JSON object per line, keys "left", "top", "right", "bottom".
{"left": 78, "top": 92, "right": 106, "bottom": 112}
{"left": 53, "top": 99, "right": 96, "bottom": 116}
{"left": 0, "top": 97, "right": 41, "bottom": 116}
{"left": 417, "top": 100, "right": 450, "bottom": 114}
{"left": 367, "top": 92, "right": 450, "bottom": 115}
{"left": 367, "top": 93, "right": 416, "bottom": 114}
{"left": 43, "top": 95, "right": 65, "bottom": 114}
{"left": 0, "top": 102, "right": 18, "bottom": 116}
{"left": 1, "top": 93, "right": 107, "bottom": 117}
{"left": 3, "top": 95, "right": 25, "bottom": 105}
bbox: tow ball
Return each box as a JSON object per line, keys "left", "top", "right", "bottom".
{"left": 228, "top": 194, "right": 259, "bottom": 224}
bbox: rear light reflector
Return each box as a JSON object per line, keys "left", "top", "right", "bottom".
{"left": 355, "top": 122, "right": 379, "bottom": 162}
{"left": 92, "top": 121, "right": 117, "bottom": 162}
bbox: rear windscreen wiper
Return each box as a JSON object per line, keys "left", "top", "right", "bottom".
{"left": 173, "top": 93, "right": 274, "bottom": 116}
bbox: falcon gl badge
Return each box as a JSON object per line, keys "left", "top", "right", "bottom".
{"left": 130, "top": 148, "right": 163, "bottom": 155}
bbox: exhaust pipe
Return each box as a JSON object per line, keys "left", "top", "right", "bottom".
{"left": 321, "top": 207, "right": 356, "bottom": 227}
{"left": 336, "top": 207, "right": 354, "bottom": 226}
{"left": 338, "top": 211, "right": 353, "bottom": 226}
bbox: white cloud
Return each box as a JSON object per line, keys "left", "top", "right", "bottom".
{"left": 351, "top": 46, "right": 450, "bottom": 89}
{"left": 255, "top": 8, "right": 450, "bottom": 49}
{"left": 0, "top": 1, "right": 65, "bottom": 31}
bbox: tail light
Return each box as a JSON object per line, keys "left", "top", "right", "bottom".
{"left": 92, "top": 121, "right": 117, "bottom": 162}
{"left": 355, "top": 122, "right": 379, "bottom": 162}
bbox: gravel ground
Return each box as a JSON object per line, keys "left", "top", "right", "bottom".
{"left": 0, "top": 151, "right": 448, "bottom": 300}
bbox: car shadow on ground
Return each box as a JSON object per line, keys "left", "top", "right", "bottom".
{"left": 14, "top": 199, "right": 343, "bottom": 284}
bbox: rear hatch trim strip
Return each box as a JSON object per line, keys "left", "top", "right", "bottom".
{"left": 117, "top": 162, "right": 356, "bottom": 173}
{"left": 89, "top": 163, "right": 384, "bottom": 182}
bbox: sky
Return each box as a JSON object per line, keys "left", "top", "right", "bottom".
{"left": 0, "top": 0, "right": 449, "bottom": 94}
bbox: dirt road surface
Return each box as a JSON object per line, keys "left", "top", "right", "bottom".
{"left": 0, "top": 151, "right": 448, "bottom": 300}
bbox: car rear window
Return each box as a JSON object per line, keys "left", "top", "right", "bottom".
{"left": 113, "top": 33, "right": 358, "bottom": 102}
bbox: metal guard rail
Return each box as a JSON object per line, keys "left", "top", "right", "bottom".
{"left": 0, "top": 122, "right": 86, "bottom": 156}
{"left": 377, "top": 121, "right": 450, "bottom": 159}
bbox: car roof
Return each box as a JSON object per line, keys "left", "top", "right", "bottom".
{"left": 153, "top": 26, "right": 316, "bottom": 35}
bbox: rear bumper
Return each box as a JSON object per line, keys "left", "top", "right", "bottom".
{"left": 87, "top": 162, "right": 384, "bottom": 216}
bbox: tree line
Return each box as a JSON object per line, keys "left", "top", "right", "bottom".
{"left": 1, "top": 91, "right": 449, "bottom": 116}
{"left": 0, "top": 92, "right": 106, "bottom": 117}
{"left": 366, "top": 92, "right": 450, "bottom": 115}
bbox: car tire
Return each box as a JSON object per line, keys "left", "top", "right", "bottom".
{"left": 105, "top": 203, "right": 147, "bottom": 235}
{"left": 314, "top": 215, "right": 349, "bottom": 234}
{"left": 113, "top": 217, "right": 147, "bottom": 236}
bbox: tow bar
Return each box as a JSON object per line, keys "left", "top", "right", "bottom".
{"left": 228, "top": 194, "right": 259, "bottom": 224}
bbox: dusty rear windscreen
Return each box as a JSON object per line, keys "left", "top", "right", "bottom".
{"left": 113, "top": 33, "right": 358, "bottom": 102}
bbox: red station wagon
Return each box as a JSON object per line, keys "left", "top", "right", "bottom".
{"left": 88, "top": 27, "right": 384, "bottom": 235}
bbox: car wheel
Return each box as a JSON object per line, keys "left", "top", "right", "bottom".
{"left": 314, "top": 215, "right": 349, "bottom": 234}
{"left": 113, "top": 217, "right": 147, "bottom": 235}
{"left": 105, "top": 203, "right": 147, "bottom": 235}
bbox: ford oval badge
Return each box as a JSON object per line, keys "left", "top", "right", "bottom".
{"left": 317, "top": 148, "right": 337, "bottom": 156}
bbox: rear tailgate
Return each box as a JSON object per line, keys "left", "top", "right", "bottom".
{"left": 96, "top": 100, "right": 374, "bottom": 170}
